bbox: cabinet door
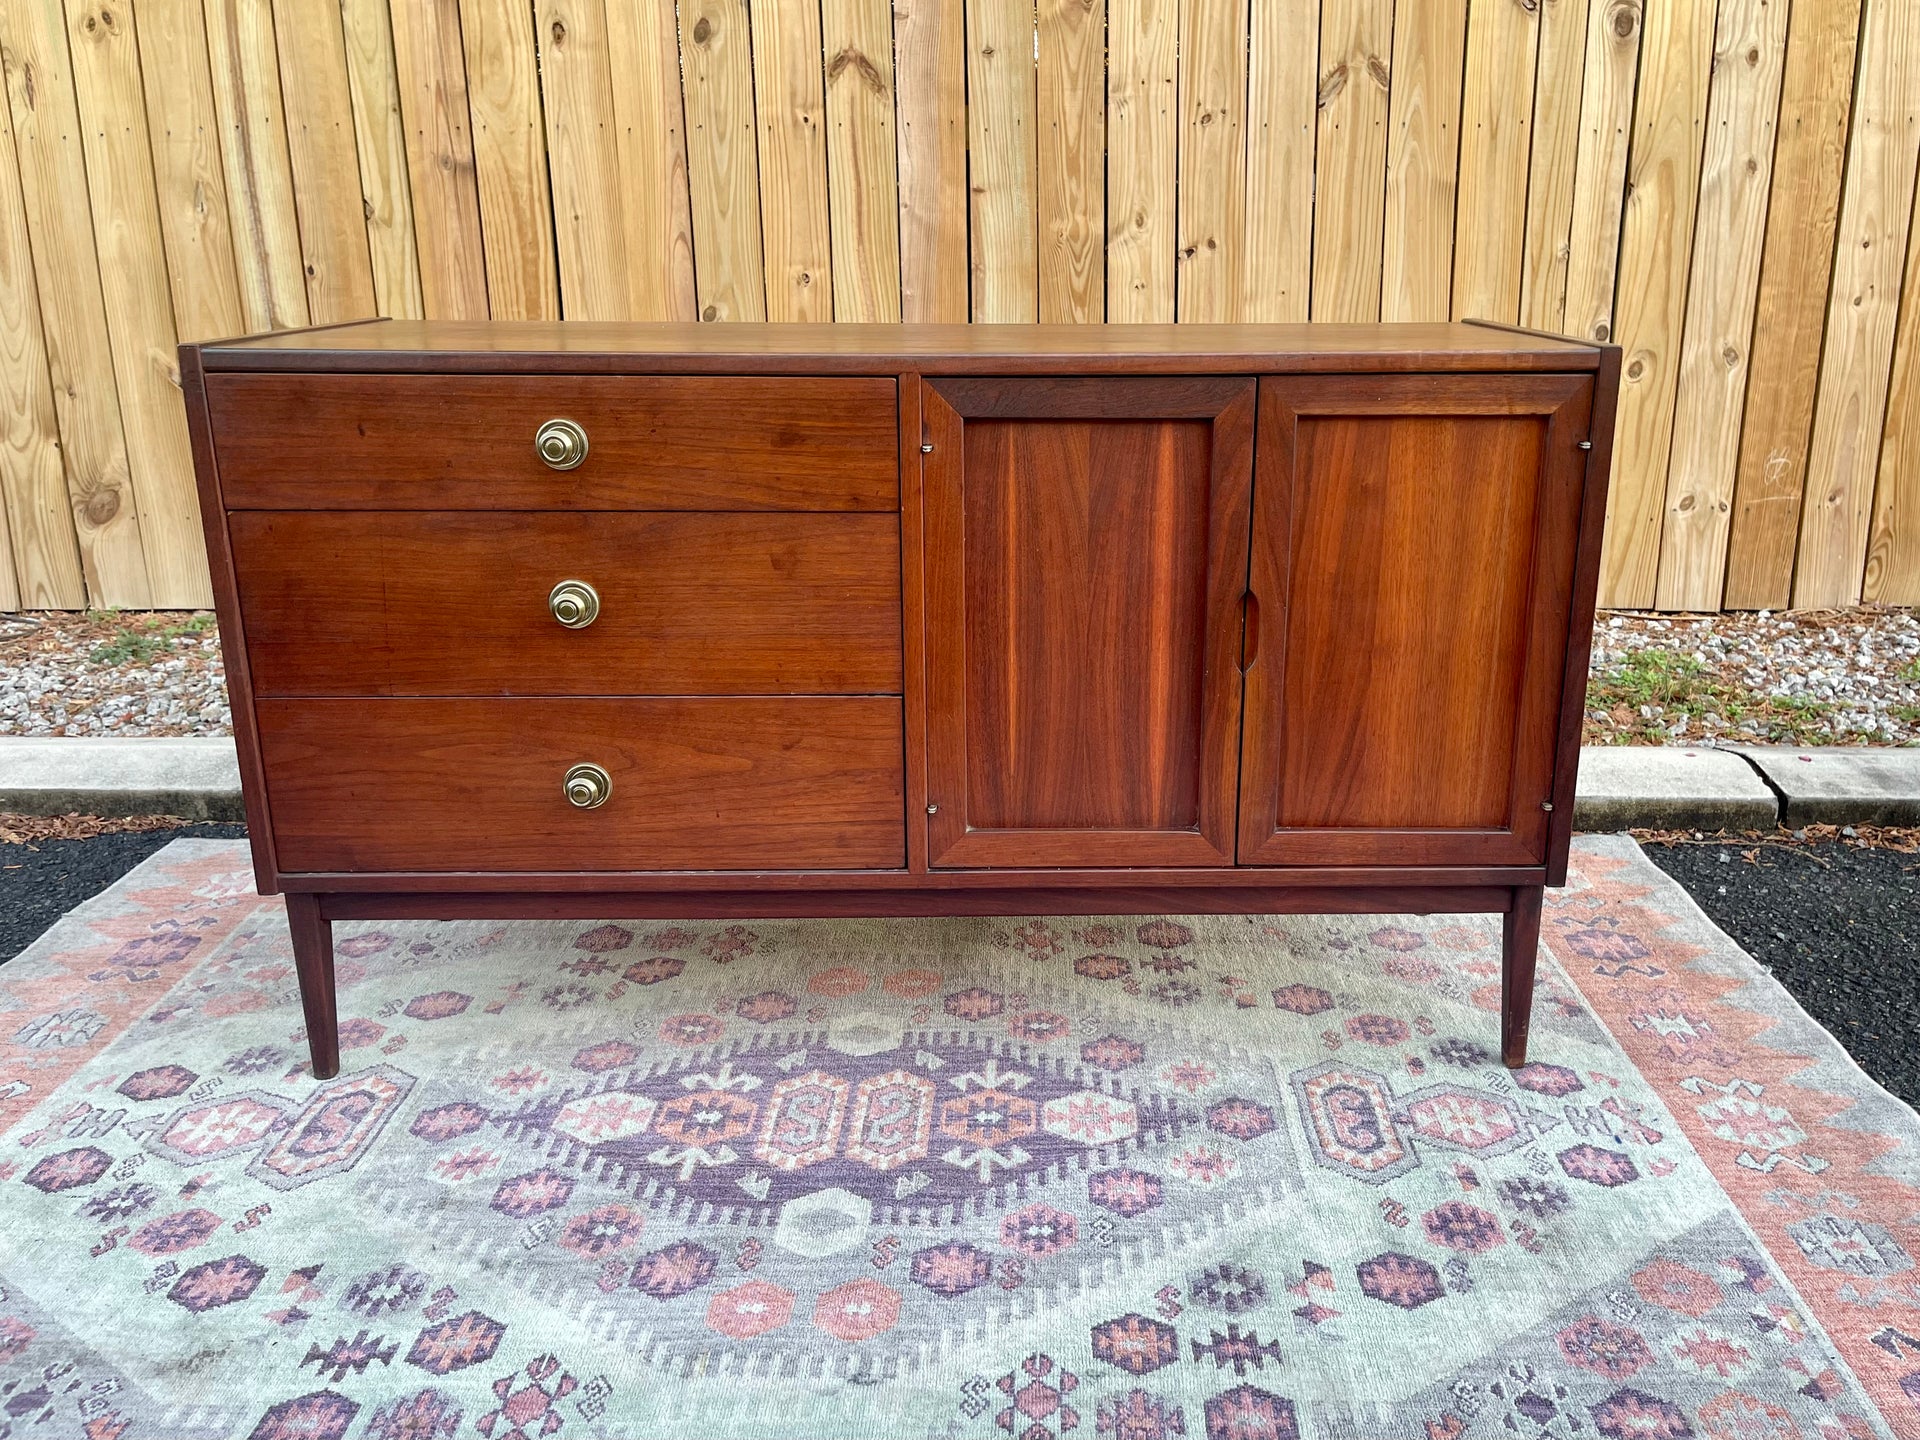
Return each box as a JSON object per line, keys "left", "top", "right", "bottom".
{"left": 1239, "top": 374, "right": 1594, "bottom": 866}
{"left": 923, "top": 378, "right": 1255, "bottom": 867}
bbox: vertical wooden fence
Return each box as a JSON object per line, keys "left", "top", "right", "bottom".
{"left": 1, "top": 0, "right": 1918, "bottom": 612}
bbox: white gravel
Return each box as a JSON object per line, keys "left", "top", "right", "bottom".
{"left": 1586, "top": 608, "right": 1920, "bottom": 745}
{"left": 0, "top": 614, "right": 231, "bottom": 737}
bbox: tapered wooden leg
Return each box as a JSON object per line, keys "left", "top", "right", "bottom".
{"left": 1501, "top": 886, "right": 1544, "bottom": 1069}
{"left": 285, "top": 893, "right": 339, "bottom": 1079}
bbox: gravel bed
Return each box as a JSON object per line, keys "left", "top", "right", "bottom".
{"left": 1585, "top": 608, "right": 1919, "bottom": 745}
{"left": 0, "top": 611, "right": 229, "bottom": 736}
{"left": 3, "top": 606, "right": 1917, "bottom": 744}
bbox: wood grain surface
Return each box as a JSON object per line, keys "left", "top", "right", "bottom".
{"left": 1106, "top": 0, "right": 1178, "bottom": 323}
{"left": 67, "top": 0, "right": 214, "bottom": 606}
{"left": 0, "top": 70, "right": 85, "bottom": 607}
{"left": 231, "top": 510, "right": 903, "bottom": 695}
{"left": 923, "top": 376, "right": 1254, "bottom": 867}
{"left": 207, "top": 372, "right": 899, "bottom": 510}
{"left": 1655, "top": 0, "right": 1788, "bottom": 610}
{"left": 1241, "top": 373, "right": 1593, "bottom": 866}
{"left": 823, "top": 0, "right": 904, "bottom": 323}
{"left": 893, "top": 0, "right": 968, "bottom": 322}
{"left": 1311, "top": 0, "right": 1392, "bottom": 323}
{"left": 388, "top": 0, "right": 490, "bottom": 320}
{"left": 273, "top": 0, "right": 380, "bottom": 324}
{"left": 966, "top": 0, "right": 1039, "bottom": 322}
{"left": 259, "top": 696, "right": 906, "bottom": 872}
{"left": 1, "top": 0, "right": 150, "bottom": 605}
{"left": 340, "top": 0, "right": 426, "bottom": 321}
{"left": 199, "top": 319, "right": 1599, "bottom": 372}
{"left": 748, "top": 0, "right": 832, "bottom": 322}
{"left": 1722, "top": 0, "right": 1862, "bottom": 609}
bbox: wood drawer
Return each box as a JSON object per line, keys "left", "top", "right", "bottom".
{"left": 230, "top": 512, "right": 902, "bottom": 696}
{"left": 207, "top": 373, "right": 898, "bottom": 511}
{"left": 258, "top": 697, "right": 905, "bottom": 872}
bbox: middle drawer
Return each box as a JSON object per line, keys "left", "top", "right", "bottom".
{"left": 231, "top": 511, "right": 903, "bottom": 696}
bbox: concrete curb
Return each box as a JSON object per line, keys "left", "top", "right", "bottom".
{"left": 0, "top": 737, "right": 243, "bottom": 820}
{"left": 1570, "top": 747, "right": 1779, "bottom": 831}
{"left": 2, "top": 737, "right": 1916, "bottom": 831}
{"left": 1727, "top": 745, "right": 1920, "bottom": 826}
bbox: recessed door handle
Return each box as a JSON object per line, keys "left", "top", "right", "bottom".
{"left": 1241, "top": 591, "right": 1260, "bottom": 672}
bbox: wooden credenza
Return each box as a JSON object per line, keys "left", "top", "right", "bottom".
{"left": 182, "top": 321, "right": 1619, "bottom": 1080}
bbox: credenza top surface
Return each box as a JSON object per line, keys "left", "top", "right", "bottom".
{"left": 195, "top": 319, "right": 1604, "bottom": 375}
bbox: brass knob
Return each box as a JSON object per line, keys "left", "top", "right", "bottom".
{"left": 548, "top": 579, "right": 600, "bottom": 628}
{"left": 563, "top": 762, "right": 611, "bottom": 809}
{"left": 535, "top": 417, "right": 589, "bottom": 470}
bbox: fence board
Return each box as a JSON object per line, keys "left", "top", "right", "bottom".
{"left": 750, "top": 0, "right": 832, "bottom": 321}
{"left": 1794, "top": 0, "right": 1920, "bottom": 609}
{"left": 0, "top": 479, "right": 16, "bottom": 608}
{"left": 203, "top": 0, "right": 308, "bottom": 331}
{"left": 1596, "top": 0, "right": 1714, "bottom": 609}
{"left": 1108, "top": 0, "right": 1177, "bottom": 322}
{"left": 1, "top": 0, "right": 149, "bottom": 605}
{"left": 389, "top": 0, "right": 489, "bottom": 319}
{"left": 1179, "top": 0, "right": 1248, "bottom": 322}
{"left": 606, "top": 0, "right": 698, "bottom": 321}
{"left": 0, "top": 91, "right": 85, "bottom": 608}
{"left": 1037, "top": 0, "right": 1103, "bottom": 322}
{"left": 967, "top": 0, "right": 1038, "bottom": 321}
{"left": 461, "top": 0, "right": 559, "bottom": 320}
{"left": 1723, "top": 0, "right": 1863, "bottom": 610}
{"left": 66, "top": 0, "right": 210, "bottom": 606}
{"left": 823, "top": 0, "right": 903, "bottom": 322}
{"left": 1562, "top": 0, "right": 1642, "bottom": 344}
{"left": 1655, "top": 0, "right": 1788, "bottom": 611}
{"left": 1310, "top": 0, "right": 1390, "bottom": 322}
{"left": 1866, "top": 200, "right": 1920, "bottom": 604}
{"left": 895, "top": 0, "right": 967, "bottom": 321}
{"left": 1242, "top": 0, "right": 1315, "bottom": 323}
{"left": 541, "top": 0, "right": 630, "bottom": 320}
{"left": 340, "top": 0, "right": 425, "bottom": 320}
{"left": 133, "top": 0, "right": 244, "bottom": 343}
{"left": 1381, "top": 0, "right": 1467, "bottom": 324}
{"left": 680, "top": 0, "right": 767, "bottom": 321}
{"left": 1453, "top": 0, "right": 1541, "bottom": 321}
{"left": 1518, "top": 0, "right": 1590, "bottom": 330}
{"left": 274, "top": 0, "right": 379, "bottom": 325}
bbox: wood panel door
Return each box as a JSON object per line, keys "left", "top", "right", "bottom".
{"left": 1239, "top": 374, "right": 1595, "bottom": 866}
{"left": 923, "top": 378, "right": 1256, "bottom": 867}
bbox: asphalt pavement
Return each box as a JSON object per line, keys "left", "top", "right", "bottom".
{"left": 1641, "top": 837, "right": 1918, "bottom": 1109}
{"left": 3, "top": 823, "right": 1913, "bottom": 1109}
{"left": 1, "top": 822, "right": 246, "bottom": 960}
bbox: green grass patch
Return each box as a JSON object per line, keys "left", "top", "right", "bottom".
{"left": 1586, "top": 648, "right": 1749, "bottom": 743}
{"left": 87, "top": 613, "right": 215, "bottom": 668}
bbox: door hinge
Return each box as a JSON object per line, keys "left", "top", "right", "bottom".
{"left": 926, "top": 802, "right": 939, "bottom": 815}
{"left": 920, "top": 442, "right": 934, "bottom": 453}
{"left": 1576, "top": 440, "right": 1593, "bottom": 451}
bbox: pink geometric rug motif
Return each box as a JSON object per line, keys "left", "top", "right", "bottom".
{"left": 1, "top": 836, "right": 1916, "bottom": 1438}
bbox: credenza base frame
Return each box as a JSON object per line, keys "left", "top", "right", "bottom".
{"left": 283, "top": 882, "right": 1547, "bottom": 1081}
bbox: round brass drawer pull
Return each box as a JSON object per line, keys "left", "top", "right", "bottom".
{"left": 548, "top": 578, "right": 600, "bottom": 628}
{"left": 535, "top": 417, "right": 589, "bottom": 470}
{"left": 563, "top": 762, "right": 612, "bottom": 809}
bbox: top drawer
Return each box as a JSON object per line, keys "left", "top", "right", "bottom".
{"left": 206, "top": 374, "right": 899, "bottom": 511}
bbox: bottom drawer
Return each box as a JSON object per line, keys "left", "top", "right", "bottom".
{"left": 257, "top": 697, "right": 905, "bottom": 872}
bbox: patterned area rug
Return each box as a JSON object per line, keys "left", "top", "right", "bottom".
{"left": 2, "top": 837, "right": 1917, "bottom": 1440}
